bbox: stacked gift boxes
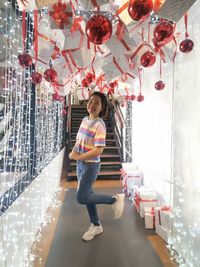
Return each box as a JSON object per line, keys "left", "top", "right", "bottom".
{"left": 155, "top": 206, "right": 173, "bottom": 243}
{"left": 144, "top": 207, "right": 156, "bottom": 229}
{"left": 120, "top": 163, "right": 143, "bottom": 199}
{"left": 134, "top": 187, "right": 159, "bottom": 218}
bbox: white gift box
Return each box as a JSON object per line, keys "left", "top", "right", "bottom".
{"left": 102, "top": 56, "right": 129, "bottom": 82}
{"left": 68, "top": 46, "right": 96, "bottom": 68}
{"left": 74, "top": 0, "right": 111, "bottom": 10}
{"left": 63, "top": 30, "right": 85, "bottom": 50}
{"left": 76, "top": 87, "right": 90, "bottom": 100}
{"left": 156, "top": 224, "right": 170, "bottom": 243}
{"left": 105, "top": 32, "right": 137, "bottom": 58}
{"left": 37, "top": 35, "right": 55, "bottom": 64}
{"left": 144, "top": 207, "right": 155, "bottom": 229}
{"left": 155, "top": 206, "right": 172, "bottom": 230}
{"left": 36, "top": 0, "right": 69, "bottom": 9}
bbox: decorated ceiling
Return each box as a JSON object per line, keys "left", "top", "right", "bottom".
{"left": 10, "top": 0, "right": 198, "bottom": 99}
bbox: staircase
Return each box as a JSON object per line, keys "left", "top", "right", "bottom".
{"left": 67, "top": 104, "right": 122, "bottom": 180}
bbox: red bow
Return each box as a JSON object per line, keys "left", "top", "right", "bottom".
{"left": 49, "top": 2, "right": 73, "bottom": 29}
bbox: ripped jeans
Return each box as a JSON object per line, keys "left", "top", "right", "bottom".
{"left": 76, "top": 160, "right": 116, "bottom": 225}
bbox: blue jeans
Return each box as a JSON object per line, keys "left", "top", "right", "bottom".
{"left": 76, "top": 160, "right": 116, "bottom": 225}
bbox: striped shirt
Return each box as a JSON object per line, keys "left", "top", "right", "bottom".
{"left": 74, "top": 116, "right": 106, "bottom": 162}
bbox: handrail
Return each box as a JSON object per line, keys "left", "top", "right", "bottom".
{"left": 108, "top": 94, "right": 125, "bottom": 162}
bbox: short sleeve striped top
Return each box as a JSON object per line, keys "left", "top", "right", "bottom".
{"left": 74, "top": 116, "right": 106, "bottom": 162}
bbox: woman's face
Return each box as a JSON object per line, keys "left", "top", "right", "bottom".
{"left": 87, "top": 95, "right": 102, "bottom": 118}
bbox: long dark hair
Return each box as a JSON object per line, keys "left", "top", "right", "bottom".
{"left": 89, "top": 92, "right": 108, "bottom": 118}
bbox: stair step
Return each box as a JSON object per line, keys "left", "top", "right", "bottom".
{"left": 68, "top": 170, "right": 121, "bottom": 177}
{"left": 70, "top": 161, "right": 121, "bottom": 166}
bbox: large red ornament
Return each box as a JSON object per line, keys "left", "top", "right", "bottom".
{"left": 44, "top": 68, "right": 57, "bottom": 83}
{"left": 49, "top": 2, "right": 73, "bottom": 29}
{"left": 179, "top": 39, "right": 194, "bottom": 53}
{"left": 154, "top": 19, "right": 174, "bottom": 43}
{"left": 140, "top": 51, "right": 156, "bottom": 67}
{"left": 18, "top": 53, "right": 32, "bottom": 68}
{"left": 31, "top": 72, "right": 42, "bottom": 84}
{"left": 155, "top": 80, "right": 165, "bottom": 90}
{"left": 85, "top": 14, "right": 112, "bottom": 45}
{"left": 137, "top": 94, "right": 144, "bottom": 102}
{"left": 128, "top": 0, "right": 153, "bottom": 21}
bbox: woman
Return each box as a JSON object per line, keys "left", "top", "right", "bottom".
{"left": 69, "top": 91, "right": 125, "bottom": 241}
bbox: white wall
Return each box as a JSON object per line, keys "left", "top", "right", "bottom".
{"left": 0, "top": 148, "right": 65, "bottom": 267}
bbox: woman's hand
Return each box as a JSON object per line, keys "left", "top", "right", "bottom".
{"left": 69, "top": 151, "right": 80, "bottom": 160}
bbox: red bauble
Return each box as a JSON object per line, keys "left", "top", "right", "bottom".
{"left": 44, "top": 69, "right": 57, "bottom": 83}
{"left": 179, "top": 39, "right": 194, "bottom": 53}
{"left": 121, "top": 102, "right": 125, "bottom": 107}
{"left": 140, "top": 51, "right": 156, "bottom": 67}
{"left": 155, "top": 80, "right": 165, "bottom": 90}
{"left": 154, "top": 20, "right": 174, "bottom": 43}
{"left": 137, "top": 94, "right": 144, "bottom": 102}
{"left": 128, "top": 0, "right": 153, "bottom": 21}
{"left": 85, "top": 14, "right": 112, "bottom": 45}
{"left": 108, "top": 88, "right": 114, "bottom": 94}
{"left": 81, "top": 78, "right": 88, "bottom": 88}
{"left": 31, "top": 72, "right": 43, "bottom": 84}
{"left": 125, "top": 95, "right": 130, "bottom": 101}
{"left": 53, "top": 93, "right": 65, "bottom": 102}
{"left": 86, "top": 72, "right": 95, "bottom": 84}
{"left": 18, "top": 53, "right": 32, "bottom": 68}
{"left": 130, "top": 94, "right": 136, "bottom": 101}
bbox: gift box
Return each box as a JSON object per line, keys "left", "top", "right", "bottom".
{"left": 49, "top": 1, "right": 73, "bottom": 30}
{"left": 102, "top": 56, "right": 129, "bottom": 82}
{"left": 156, "top": 223, "right": 170, "bottom": 243}
{"left": 76, "top": 0, "right": 112, "bottom": 10}
{"left": 155, "top": 206, "right": 172, "bottom": 230}
{"left": 63, "top": 30, "right": 85, "bottom": 51}
{"left": 134, "top": 189, "right": 158, "bottom": 217}
{"left": 144, "top": 207, "right": 155, "bottom": 229}
{"left": 37, "top": 35, "right": 56, "bottom": 64}
{"left": 105, "top": 32, "right": 137, "bottom": 58}
{"left": 53, "top": 54, "right": 75, "bottom": 79}
{"left": 76, "top": 87, "right": 90, "bottom": 100}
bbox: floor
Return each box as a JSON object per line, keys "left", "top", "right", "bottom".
{"left": 31, "top": 180, "right": 177, "bottom": 267}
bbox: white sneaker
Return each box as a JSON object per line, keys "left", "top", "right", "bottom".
{"left": 112, "top": 193, "right": 125, "bottom": 219}
{"left": 82, "top": 223, "right": 103, "bottom": 241}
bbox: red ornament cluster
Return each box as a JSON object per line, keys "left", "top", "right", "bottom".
{"left": 18, "top": 53, "right": 32, "bottom": 68}
{"left": 86, "top": 14, "right": 112, "bottom": 45}
{"left": 81, "top": 72, "right": 95, "bottom": 88}
{"left": 128, "top": 0, "right": 153, "bottom": 21}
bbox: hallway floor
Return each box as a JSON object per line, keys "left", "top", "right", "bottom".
{"left": 31, "top": 180, "right": 176, "bottom": 267}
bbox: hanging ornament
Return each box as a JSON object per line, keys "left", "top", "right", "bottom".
{"left": 136, "top": 94, "right": 144, "bottom": 102}
{"left": 179, "top": 14, "right": 194, "bottom": 53}
{"left": 44, "top": 68, "right": 57, "bottom": 83}
{"left": 85, "top": 14, "right": 112, "bottom": 45}
{"left": 130, "top": 94, "right": 136, "bottom": 101}
{"left": 155, "top": 80, "right": 165, "bottom": 90}
{"left": 81, "top": 78, "right": 88, "bottom": 88}
{"left": 18, "top": 53, "right": 32, "bottom": 68}
{"left": 140, "top": 51, "right": 156, "bottom": 67}
{"left": 49, "top": 2, "right": 73, "bottom": 29}
{"left": 153, "top": 19, "right": 174, "bottom": 43}
{"left": 179, "top": 39, "right": 194, "bottom": 53}
{"left": 128, "top": 0, "right": 153, "bottom": 21}
{"left": 85, "top": 72, "right": 95, "bottom": 84}
{"left": 53, "top": 92, "right": 64, "bottom": 101}
{"left": 31, "top": 72, "right": 42, "bottom": 84}
{"left": 155, "top": 58, "right": 165, "bottom": 90}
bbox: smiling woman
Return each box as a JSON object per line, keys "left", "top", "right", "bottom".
{"left": 69, "top": 91, "right": 125, "bottom": 241}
